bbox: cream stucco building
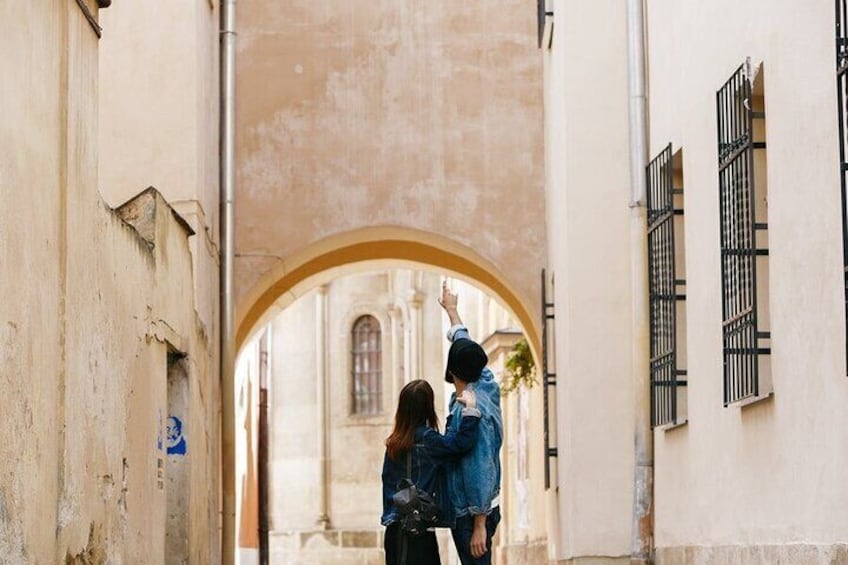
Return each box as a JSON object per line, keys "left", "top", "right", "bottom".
{"left": 543, "top": 1, "right": 848, "bottom": 563}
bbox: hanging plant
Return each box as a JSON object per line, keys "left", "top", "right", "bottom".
{"left": 501, "top": 338, "right": 537, "bottom": 394}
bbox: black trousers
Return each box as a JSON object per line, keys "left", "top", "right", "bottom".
{"left": 450, "top": 507, "right": 501, "bottom": 565}
{"left": 384, "top": 522, "right": 441, "bottom": 565}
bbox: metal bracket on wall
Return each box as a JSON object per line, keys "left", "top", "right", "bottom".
{"left": 541, "top": 268, "right": 558, "bottom": 489}
{"left": 74, "top": 0, "right": 103, "bottom": 38}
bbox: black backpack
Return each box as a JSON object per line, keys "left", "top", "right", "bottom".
{"left": 392, "top": 449, "right": 440, "bottom": 537}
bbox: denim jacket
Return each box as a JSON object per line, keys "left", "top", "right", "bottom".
{"left": 445, "top": 329, "right": 503, "bottom": 517}
{"left": 381, "top": 407, "right": 481, "bottom": 527}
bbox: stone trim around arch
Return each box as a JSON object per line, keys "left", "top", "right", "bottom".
{"left": 235, "top": 227, "right": 542, "bottom": 362}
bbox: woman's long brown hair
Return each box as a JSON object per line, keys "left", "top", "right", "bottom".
{"left": 385, "top": 379, "right": 439, "bottom": 461}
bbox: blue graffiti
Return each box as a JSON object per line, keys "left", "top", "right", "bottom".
{"left": 166, "top": 416, "right": 187, "bottom": 456}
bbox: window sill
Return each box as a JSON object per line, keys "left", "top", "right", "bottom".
{"left": 726, "top": 391, "right": 774, "bottom": 409}
{"left": 656, "top": 419, "right": 688, "bottom": 432}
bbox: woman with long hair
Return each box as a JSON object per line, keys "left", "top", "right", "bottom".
{"left": 381, "top": 379, "right": 481, "bottom": 565}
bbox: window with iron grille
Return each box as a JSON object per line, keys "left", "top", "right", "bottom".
{"left": 835, "top": 0, "right": 848, "bottom": 371}
{"left": 716, "top": 60, "right": 772, "bottom": 406}
{"left": 647, "top": 144, "right": 687, "bottom": 428}
{"left": 351, "top": 315, "right": 382, "bottom": 415}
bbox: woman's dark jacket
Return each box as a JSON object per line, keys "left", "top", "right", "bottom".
{"left": 380, "top": 407, "right": 481, "bottom": 528}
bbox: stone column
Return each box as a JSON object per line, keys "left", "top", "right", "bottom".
{"left": 406, "top": 289, "right": 424, "bottom": 383}
{"left": 315, "top": 286, "right": 330, "bottom": 529}
{"left": 388, "top": 305, "right": 402, "bottom": 405}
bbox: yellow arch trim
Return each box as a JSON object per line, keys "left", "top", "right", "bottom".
{"left": 235, "top": 228, "right": 541, "bottom": 357}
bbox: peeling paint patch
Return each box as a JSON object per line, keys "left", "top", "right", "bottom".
{"left": 64, "top": 523, "right": 105, "bottom": 565}
{"left": 0, "top": 493, "right": 27, "bottom": 563}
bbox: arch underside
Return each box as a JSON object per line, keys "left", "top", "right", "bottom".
{"left": 235, "top": 228, "right": 541, "bottom": 359}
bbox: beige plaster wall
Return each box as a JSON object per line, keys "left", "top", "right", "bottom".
{"left": 234, "top": 0, "right": 546, "bottom": 351}
{"left": 98, "top": 0, "right": 221, "bottom": 341}
{"left": 98, "top": 6, "right": 224, "bottom": 556}
{"left": 0, "top": 3, "right": 66, "bottom": 560}
{"left": 0, "top": 4, "right": 220, "bottom": 562}
{"left": 98, "top": 0, "right": 219, "bottom": 223}
{"left": 543, "top": 0, "right": 637, "bottom": 560}
{"left": 646, "top": 0, "right": 848, "bottom": 556}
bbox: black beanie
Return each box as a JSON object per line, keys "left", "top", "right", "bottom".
{"left": 445, "top": 338, "right": 488, "bottom": 384}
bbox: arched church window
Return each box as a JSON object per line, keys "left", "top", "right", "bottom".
{"left": 351, "top": 315, "right": 382, "bottom": 415}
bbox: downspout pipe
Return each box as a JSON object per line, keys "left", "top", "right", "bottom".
{"left": 626, "top": 0, "right": 653, "bottom": 563}
{"left": 220, "top": 0, "right": 237, "bottom": 563}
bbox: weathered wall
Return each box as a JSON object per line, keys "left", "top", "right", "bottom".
{"left": 0, "top": 3, "right": 66, "bottom": 560}
{"left": 234, "top": 0, "right": 546, "bottom": 352}
{"left": 99, "top": 0, "right": 221, "bottom": 347}
{"left": 0, "top": 3, "right": 220, "bottom": 563}
{"left": 98, "top": 4, "right": 223, "bottom": 559}
{"left": 646, "top": 1, "right": 848, "bottom": 561}
{"left": 542, "top": 0, "right": 636, "bottom": 561}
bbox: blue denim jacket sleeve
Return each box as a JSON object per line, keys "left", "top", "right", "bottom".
{"left": 419, "top": 408, "right": 480, "bottom": 460}
{"left": 447, "top": 368, "right": 503, "bottom": 517}
{"left": 449, "top": 326, "right": 471, "bottom": 343}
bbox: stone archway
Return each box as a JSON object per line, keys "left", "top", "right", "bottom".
{"left": 236, "top": 227, "right": 543, "bottom": 563}
{"left": 235, "top": 226, "right": 542, "bottom": 358}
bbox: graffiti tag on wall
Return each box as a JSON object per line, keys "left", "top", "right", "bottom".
{"left": 166, "top": 416, "right": 187, "bottom": 456}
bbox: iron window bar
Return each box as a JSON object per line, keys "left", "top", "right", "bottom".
{"left": 537, "top": 0, "right": 553, "bottom": 49}
{"left": 541, "top": 268, "right": 558, "bottom": 489}
{"left": 716, "top": 60, "right": 770, "bottom": 406}
{"left": 646, "top": 144, "right": 687, "bottom": 427}
{"left": 836, "top": 0, "right": 848, "bottom": 373}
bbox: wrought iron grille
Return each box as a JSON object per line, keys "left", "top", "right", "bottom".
{"left": 716, "top": 61, "right": 770, "bottom": 405}
{"left": 351, "top": 315, "right": 382, "bottom": 415}
{"left": 647, "top": 144, "right": 687, "bottom": 427}
{"left": 836, "top": 0, "right": 848, "bottom": 371}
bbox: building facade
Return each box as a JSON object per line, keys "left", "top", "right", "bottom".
{"left": 0, "top": 1, "right": 221, "bottom": 563}
{"left": 542, "top": 1, "right": 848, "bottom": 563}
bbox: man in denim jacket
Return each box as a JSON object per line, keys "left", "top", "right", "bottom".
{"left": 439, "top": 283, "right": 503, "bottom": 564}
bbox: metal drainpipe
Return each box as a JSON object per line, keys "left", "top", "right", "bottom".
{"left": 220, "top": 0, "right": 237, "bottom": 562}
{"left": 626, "top": 0, "right": 653, "bottom": 563}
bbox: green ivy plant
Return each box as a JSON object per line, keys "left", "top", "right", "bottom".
{"left": 501, "top": 338, "right": 537, "bottom": 395}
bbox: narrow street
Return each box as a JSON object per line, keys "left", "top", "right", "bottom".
{"left": 2, "top": 2, "right": 848, "bottom": 564}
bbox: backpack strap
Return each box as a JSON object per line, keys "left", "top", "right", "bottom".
{"left": 398, "top": 525, "right": 408, "bottom": 565}
{"left": 400, "top": 447, "right": 412, "bottom": 565}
